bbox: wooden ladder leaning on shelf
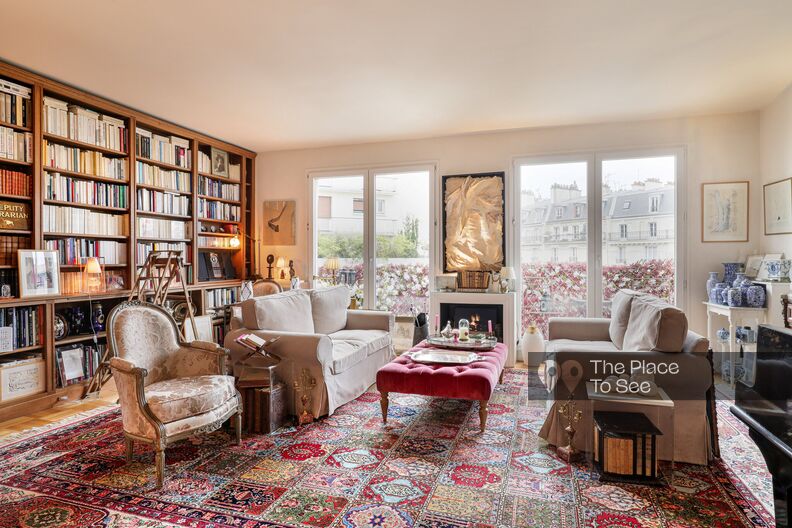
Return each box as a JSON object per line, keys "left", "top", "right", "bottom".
{"left": 82, "top": 250, "right": 198, "bottom": 400}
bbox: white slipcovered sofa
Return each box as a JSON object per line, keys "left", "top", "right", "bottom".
{"left": 225, "top": 286, "right": 394, "bottom": 417}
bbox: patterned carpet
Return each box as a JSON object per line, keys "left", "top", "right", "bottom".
{"left": 0, "top": 368, "right": 773, "bottom": 527}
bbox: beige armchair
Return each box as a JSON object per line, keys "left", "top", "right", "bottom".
{"left": 107, "top": 301, "right": 242, "bottom": 487}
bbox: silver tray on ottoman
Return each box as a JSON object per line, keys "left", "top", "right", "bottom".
{"left": 407, "top": 348, "right": 486, "bottom": 365}
{"left": 425, "top": 334, "right": 497, "bottom": 351}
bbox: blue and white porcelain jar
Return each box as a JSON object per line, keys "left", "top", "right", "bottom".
{"left": 710, "top": 282, "right": 728, "bottom": 304}
{"left": 717, "top": 327, "right": 730, "bottom": 341}
{"left": 706, "top": 272, "right": 719, "bottom": 297}
{"left": 746, "top": 283, "right": 766, "bottom": 308}
{"left": 732, "top": 272, "right": 747, "bottom": 288}
{"left": 722, "top": 262, "right": 744, "bottom": 287}
{"left": 727, "top": 287, "right": 743, "bottom": 307}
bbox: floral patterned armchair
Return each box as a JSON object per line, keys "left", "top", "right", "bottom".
{"left": 107, "top": 300, "right": 242, "bottom": 487}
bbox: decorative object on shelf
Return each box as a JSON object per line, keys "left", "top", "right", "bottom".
{"left": 556, "top": 395, "right": 583, "bottom": 463}
{"left": 90, "top": 301, "right": 105, "bottom": 332}
{"left": 717, "top": 327, "right": 730, "bottom": 341}
{"left": 709, "top": 282, "right": 724, "bottom": 304}
{"left": 746, "top": 283, "right": 766, "bottom": 308}
{"left": 706, "top": 272, "right": 719, "bottom": 297}
{"left": 745, "top": 254, "right": 764, "bottom": 278}
{"left": 239, "top": 280, "right": 254, "bottom": 301}
{"left": 722, "top": 262, "right": 744, "bottom": 288}
{"left": 166, "top": 300, "right": 196, "bottom": 324}
{"left": 782, "top": 294, "right": 790, "bottom": 328}
{"left": 442, "top": 172, "right": 505, "bottom": 272}
{"left": 276, "top": 256, "right": 286, "bottom": 280}
{"left": 293, "top": 367, "right": 316, "bottom": 425}
{"left": 727, "top": 287, "right": 743, "bottom": 307}
{"left": 262, "top": 200, "right": 296, "bottom": 246}
{"left": 324, "top": 256, "right": 340, "bottom": 284}
{"left": 17, "top": 249, "right": 61, "bottom": 298}
{"left": 210, "top": 147, "right": 229, "bottom": 178}
{"left": 732, "top": 272, "right": 747, "bottom": 288}
{"left": 290, "top": 276, "right": 300, "bottom": 290}
{"left": 425, "top": 333, "right": 497, "bottom": 351}
{"left": 499, "top": 266, "right": 516, "bottom": 293}
{"left": 288, "top": 260, "right": 295, "bottom": 280}
{"left": 0, "top": 283, "right": 11, "bottom": 298}
{"left": 107, "top": 274, "right": 125, "bottom": 290}
{"left": 520, "top": 323, "right": 545, "bottom": 365}
{"left": 0, "top": 200, "right": 31, "bottom": 231}
{"left": 53, "top": 313, "right": 69, "bottom": 341}
{"left": 701, "top": 181, "right": 749, "bottom": 242}
{"left": 764, "top": 258, "right": 791, "bottom": 282}
{"left": 441, "top": 321, "right": 453, "bottom": 339}
{"left": 763, "top": 177, "right": 792, "bottom": 235}
{"left": 457, "top": 318, "right": 470, "bottom": 341}
{"left": 81, "top": 256, "right": 106, "bottom": 293}
{"left": 435, "top": 273, "right": 457, "bottom": 292}
{"left": 67, "top": 306, "right": 87, "bottom": 335}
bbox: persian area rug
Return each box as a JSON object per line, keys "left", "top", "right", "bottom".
{"left": 0, "top": 368, "right": 773, "bottom": 527}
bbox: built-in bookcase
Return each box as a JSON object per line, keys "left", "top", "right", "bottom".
{"left": 0, "top": 60, "right": 256, "bottom": 421}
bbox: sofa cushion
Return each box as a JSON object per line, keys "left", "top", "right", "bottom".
{"left": 546, "top": 339, "right": 620, "bottom": 353}
{"left": 311, "top": 286, "right": 350, "bottom": 334}
{"left": 329, "top": 329, "right": 391, "bottom": 356}
{"left": 330, "top": 339, "right": 369, "bottom": 375}
{"left": 145, "top": 375, "right": 236, "bottom": 424}
{"left": 622, "top": 295, "right": 688, "bottom": 352}
{"left": 609, "top": 289, "right": 640, "bottom": 349}
{"left": 241, "top": 290, "right": 314, "bottom": 333}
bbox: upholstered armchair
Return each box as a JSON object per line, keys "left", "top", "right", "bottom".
{"left": 107, "top": 301, "right": 242, "bottom": 487}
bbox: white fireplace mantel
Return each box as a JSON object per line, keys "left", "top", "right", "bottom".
{"left": 429, "top": 291, "right": 519, "bottom": 367}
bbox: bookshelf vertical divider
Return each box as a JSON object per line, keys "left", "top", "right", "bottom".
{"left": 0, "top": 60, "right": 256, "bottom": 422}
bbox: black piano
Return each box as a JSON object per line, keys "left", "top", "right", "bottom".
{"left": 732, "top": 324, "right": 792, "bottom": 527}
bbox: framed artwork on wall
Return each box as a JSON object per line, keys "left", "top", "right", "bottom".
{"left": 701, "top": 181, "right": 749, "bottom": 242}
{"left": 764, "top": 177, "right": 792, "bottom": 235}
{"left": 210, "top": 147, "right": 229, "bottom": 178}
{"left": 262, "top": 200, "right": 296, "bottom": 246}
{"left": 17, "top": 250, "right": 60, "bottom": 297}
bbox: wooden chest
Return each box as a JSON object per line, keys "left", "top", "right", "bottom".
{"left": 240, "top": 382, "right": 287, "bottom": 434}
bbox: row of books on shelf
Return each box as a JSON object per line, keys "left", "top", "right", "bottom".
{"left": 43, "top": 140, "right": 127, "bottom": 180}
{"left": 136, "top": 189, "right": 190, "bottom": 216}
{"left": 0, "top": 168, "right": 32, "bottom": 196}
{"left": 45, "top": 238, "right": 128, "bottom": 265}
{"left": 45, "top": 173, "right": 129, "bottom": 209}
{"left": 60, "top": 270, "right": 125, "bottom": 294}
{"left": 135, "top": 128, "right": 190, "bottom": 168}
{"left": 0, "top": 269, "right": 18, "bottom": 297}
{"left": 197, "top": 150, "right": 241, "bottom": 181}
{"left": 136, "top": 162, "right": 191, "bottom": 193}
{"left": 0, "top": 78, "right": 30, "bottom": 127}
{"left": 137, "top": 217, "right": 189, "bottom": 240}
{"left": 55, "top": 342, "right": 105, "bottom": 388}
{"left": 205, "top": 287, "right": 240, "bottom": 310}
{"left": 0, "top": 306, "right": 43, "bottom": 351}
{"left": 43, "top": 97, "right": 127, "bottom": 152}
{"left": 43, "top": 205, "right": 128, "bottom": 236}
{"left": 198, "top": 199, "right": 240, "bottom": 222}
{"left": 198, "top": 236, "right": 236, "bottom": 249}
{"left": 0, "top": 126, "right": 32, "bottom": 162}
{"left": 0, "top": 235, "right": 28, "bottom": 266}
{"left": 199, "top": 176, "right": 240, "bottom": 201}
{"left": 136, "top": 242, "right": 190, "bottom": 265}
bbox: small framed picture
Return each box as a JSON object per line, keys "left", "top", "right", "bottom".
{"left": 701, "top": 181, "right": 749, "bottom": 242}
{"left": 764, "top": 177, "right": 792, "bottom": 235}
{"left": 211, "top": 147, "right": 229, "bottom": 178}
{"left": 744, "top": 255, "right": 764, "bottom": 278}
{"left": 18, "top": 250, "right": 60, "bottom": 297}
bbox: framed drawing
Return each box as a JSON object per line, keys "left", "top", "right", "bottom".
{"left": 262, "top": 200, "right": 296, "bottom": 245}
{"left": 744, "top": 254, "right": 764, "bottom": 278}
{"left": 442, "top": 172, "right": 505, "bottom": 272}
{"left": 17, "top": 250, "right": 60, "bottom": 297}
{"left": 764, "top": 177, "right": 792, "bottom": 235}
{"left": 211, "top": 147, "right": 229, "bottom": 178}
{"left": 701, "top": 181, "right": 749, "bottom": 242}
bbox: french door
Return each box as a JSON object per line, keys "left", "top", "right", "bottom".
{"left": 311, "top": 165, "right": 434, "bottom": 314}
{"left": 514, "top": 149, "right": 683, "bottom": 334}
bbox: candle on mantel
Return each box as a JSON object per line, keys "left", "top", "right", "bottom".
{"left": 488, "top": 320, "right": 493, "bottom": 334}
{"left": 435, "top": 313, "right": 440, "bottom": 334}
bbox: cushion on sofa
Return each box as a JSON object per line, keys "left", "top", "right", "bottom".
{"left": 622, "top": 295, "right": 688, "bottom": 352}
{"left": 241, "top": 290, "right": 314, "bottom": 333}
{"left": 546, "top": 339, "right": 620, "bottom": 353}
{"left": 608, "top": 289, "right": 640, "bottom": 349}
{"left": 311, "top": 286, "right": 350, "bottom": 334}
{"left": 330, "top": 339, "right": 369, "bottom": 374}
{"left": 329, "top": 329, "right": 391, "bottom": 356}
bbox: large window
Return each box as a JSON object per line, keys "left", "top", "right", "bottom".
{"left": 516, "top": 150, "right": 681, "bottom": 334}
{"left": 312, "top": 166, "right": 433, "bottom": 315}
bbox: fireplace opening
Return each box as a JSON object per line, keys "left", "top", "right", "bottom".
{"left": 439, "top": 303, "right": 504, "bottom": 342}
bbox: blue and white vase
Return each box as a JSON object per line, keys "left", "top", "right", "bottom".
{"left": 746, "top": 284, "right": 766, "bottom": 308}
{"left": 717, "top": 327, "right": 730, "bottom": 341}
{"left": 732, "top": 272, "right": 747, "bottom": 288}
{"left": 722, "top": 262, "right": 744, "bottom": 287}
{"left": 706, "top": 272, "right": 719, "bottom": 298}
{"left": 710, "top": 282, "right": 726, "bottom": 304}
{"left": 765, "top": 259, "right": 792, "bottom": 281}
{"left": 727, "top": 287, "right": 743, "bottom": 307}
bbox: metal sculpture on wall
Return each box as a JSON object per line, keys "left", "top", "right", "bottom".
{"left": 442, "top": 172, "right": 505, "bottom": 272}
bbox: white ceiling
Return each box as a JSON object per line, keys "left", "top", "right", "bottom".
{"left": 2, "top": 0, "right": 791, "bottom": 152}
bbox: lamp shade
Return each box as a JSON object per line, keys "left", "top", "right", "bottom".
{"left": 229, "top": 235, "right": 241, "bottom": 248}
{"left": 325, "top": 257, "right": 340, "bottom": 271}
{"left": 84, "top": 257, "right": 102, "bottom": 274}
{"left": 276, "top": 256, "right": 286, "bottom": 268}
{"left": 500, "top": 266, "right": 516, "bottom": 280}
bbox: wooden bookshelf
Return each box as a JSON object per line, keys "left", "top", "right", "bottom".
{"left": 0, "top": 59, "right": 256, "bottom": 422}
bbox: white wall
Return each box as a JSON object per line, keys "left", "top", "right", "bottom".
{"left": 759, "top": 83, "right": 792, "bottom": 254}
{"left": 255, "top": 113, "right": 762, "bottom": 335}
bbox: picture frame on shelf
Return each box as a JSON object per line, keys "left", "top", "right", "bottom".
{"left": 744, "top": 255, "right": 764, "bottom": 278}
{"left": 211, "top": 147, "right": 229, "bottom": 178}
{"left": 764, "top": 177, "right": 792, "bottom": 235}
{"left": 701, "top": 181, "right": 749, "bottom": 242}
{"left": 17, "top": 250, "right": 60, "bottom": 298}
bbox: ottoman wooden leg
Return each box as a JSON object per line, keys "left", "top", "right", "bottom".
{"left": 380, "top": 392, "right": 389, "bottom": 424}
{"left": 479, "top": 400, "right": 488, "bottom": 432}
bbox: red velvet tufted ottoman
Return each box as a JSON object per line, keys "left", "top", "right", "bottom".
{"left": 376, "top": 341, "right": 508, "bottom": 432}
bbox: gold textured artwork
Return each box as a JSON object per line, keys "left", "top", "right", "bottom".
{"left": 443, "top": 175, "right": 504, "bottom": 271}
{"left": 262, "top": 200, "right": 296, "bottom": 246}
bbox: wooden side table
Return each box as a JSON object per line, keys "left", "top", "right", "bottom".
{"left": 703, "top": 302, "right": 767, "bottom": 387}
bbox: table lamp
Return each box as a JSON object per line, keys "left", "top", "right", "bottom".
{"left": 499, "top": 266, "right": 516, "bottom": 293}
{"left": 276, "top": 256, "right": 286, "bottom": 279}
{"left": 324, "top": 257, "right": 340, "bottom": 284}
{"left": 82, "top": 256, "right": 106, "bottom": 293}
